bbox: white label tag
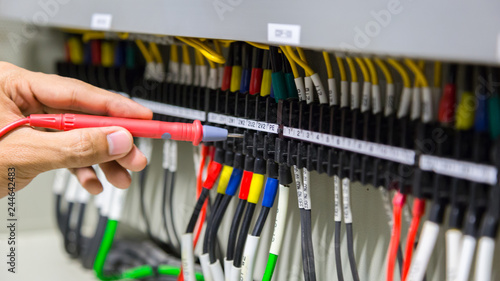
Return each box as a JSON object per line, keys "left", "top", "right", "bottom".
{"left": 303, "top": 169, "right": 311, "bottom": 210}
{"left": 342, "top": 178, "right": 353, "bottom": 223}
{"left": 293, "top": 166, "right": 304, "bottom": 209}
{"left": 267, "top": 23, "right": 301, "bottom": 45}
{"left": 334, "top": 176, "right": 342, "bottom": 222}
{"left": 419, "top": 155, "right": 498, "bottom": 185}
{"left": 91, "top": 13, "right": 112, "bottom": 31}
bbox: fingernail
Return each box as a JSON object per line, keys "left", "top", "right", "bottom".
{"left": 107, "top": 131, "right": 131, "bottom": 155}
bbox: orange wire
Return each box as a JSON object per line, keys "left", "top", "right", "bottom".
{"left": 387, "top": 192, "right": 405, "bottom": 281}
{"left": 177, "top": 145, "right": 210, "bottom": 281}
{"left": 402, "top": 198, "right": 426, "bottom": 281}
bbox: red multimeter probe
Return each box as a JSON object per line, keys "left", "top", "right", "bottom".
{"left": 0, "top": 114, "right": 240, "bottom": 145}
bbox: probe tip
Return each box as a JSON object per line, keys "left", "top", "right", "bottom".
{"left": 227, "top": 133, "right": 244, "bottom": 138}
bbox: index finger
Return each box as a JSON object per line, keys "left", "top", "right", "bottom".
{"left": 24, "top": 69, "right": 152, "bottom": 119}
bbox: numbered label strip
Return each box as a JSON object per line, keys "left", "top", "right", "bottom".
{"left": 133, "top": 98, "right": 206, "bottom": 121}
{"left": 208, "top": 113, "right": 279, "bottom": 134}
{"left": 283, "top": 126, "right": 415, "bottom": 165}
{"left": 419, "top": 155, "right": 498, "bottom": 185}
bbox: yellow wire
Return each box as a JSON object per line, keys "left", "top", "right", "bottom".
{"left": 247, "top": 174, "right": 265, "bottom": 204}
{"left": 280, "top": 46, "right": 299, "bottom": 78}
{"left": 355, "top": 57, "right": 370, "bottom": 83}
{"left": 67, "top": 37, "right": 83, "bottom": 65}
{"left": 213, "top": 40, "right": 222, "bottom": 57}
{"left": 149, "top": 42, "right": 163, "bottom": 64}
{"left": 135, "top": 40, "right": 154, "bottom": 63}
{"left": 404, "top": 59, "right": 429, "bottom": 88}
{"left": 374, "top": 58, "right": 393, "bottom": 84}
{"left": 345, "top": 57, "right": 358, "bottom": 82}
{"left": 322, "top": 52, "right": 334, "bottom": 79}
{"left": 433, "top": 61, "right": 442, "bottom": 88}
{"left": 336, "top": 56, "right": 347, "bottom": 82}
{"left": 82, "top": 31, "right": 105, "bottom": 43}
{"left": 181, "top": 45, "right": 191, "bottom": 65}
{"left": 386, "top": 59, "right": 411, "bottom": 88}
{"left": 175, "top": 37, "right": 225, "bottom": 64}
{"left": 216, "top": 166, "right": 233, "bottom": 194}
{"left": 297, "top": 47, "right": 308, "bottom": 63}
{"left": 194, "top": 49, "right": 201, "bottom": 66}
{"left": 246, "top": 41, "right": 269, "bottom": 50}
{"left": 418, "top": 60, "right": 425, "bottom": 70}
{"left": 101, "top": 41, "right": 114, "bottom": 67}
{"left": 218, "top": 39, "right": 236, "bottom": 47}
{"left": 284, "top": 46, "right": 314, "bottom": 76}
{"left": 363, "top": 58, "right": 378, "bottom": 85}
{"left": 170, "top": 45, "right": 179, "bottom": 63}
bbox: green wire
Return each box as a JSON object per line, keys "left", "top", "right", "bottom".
{"left": 488, "top": 93, "right": 500, "bottom": 139}
{"left": 262, "top": 253, "right": 279, "bottom": 281}
{"left": 94, "top": 219, "right": 204, "bottom": 281}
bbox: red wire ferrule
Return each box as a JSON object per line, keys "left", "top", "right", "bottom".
{"left": 202, "top": 161, "right": 222, "bottom": 189}
{"left": 238, "top": 170, "right": 253, "bottom": 200}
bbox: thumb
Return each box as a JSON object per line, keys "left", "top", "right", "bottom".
{"left": 41, "top": 126, "right": 134, "bottom": 170}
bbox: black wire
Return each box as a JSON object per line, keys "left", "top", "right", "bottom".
{"left": 334, "top": 221, "right": 344, "bottom": 281}
{"left": 168, "top": 172, "right": 180, "bottom": 251}
{"left": 233, "top": 202, "right": 256, "bottom": 267}
{"left": 251, "top": 206, "right": 270, "bottom": 237}
{"left": 299, "top": 209, "right": 312, "bottom": 281}
{"left": 139, "top": 167, "right": 153, "bottom": 239}
{"left": 161, "top": 169, "right": 180, "bottom": 257}
{"left": 208, "top": 194, "right": 233, "bottom": 263}
{"left": 62, "top": 202, "right": 74, "bottom": 255}
{"left": 226, "top": 198, "right": 247, "bottom": 261}
{"left": 203, "top": 193, "right": 223, "bottom": 254}
{"left": 55, "top": 194, "right": 64, "bottom": 233}
{"left": 346, "top": 223, "right": 360, "bottom": 281}
{"left": 74, "top": 203, "right": 87, "bottom": 258}
{"left": 81, "top": 214, "right": 108, "bottom": 269}
{"left": 186, "top": 188, "right": 210, "bottom": 233}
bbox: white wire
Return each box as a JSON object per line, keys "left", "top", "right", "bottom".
{"left": 340, "top": 81, "right": 349, "bottom": 108}
{"left": 474, "top": 236, "right": 495, "bottom": 281}
{"left": 445, "top": 229, "right": 463, "bottom": 281}
{"left": 181, "top": 233, "right": 196, "bottom": 281}
{"left": 224, "top": 258, "right": 233, "bottom": 281}
{"left": 199, "top": 253, "right": 214, "bottom": 281}
{"left": 421, "top": 87, "right": 434, "bottom": 123}
{"left": 230, "top": 265, "right": 240, "bottom": 281}
{"left": 208, "top": 260, "right": 225, "bottom": 281}
{"left": 410, "top": 87, "right": 421, "bottom": 121}
{"left": 269, "top": 185, "right": 290, "bottom": 256}
{"left": 342, "top": 178, "right": 353, "bottom": 224}
{"left": 455, "top": 235, "right": 477, "bottom": 281}
{"left": 407, "top": 221, "right": 441, "bottom": 281}
{"left": 240, "top": 235, "right": 260, "bottom": 281}
{"left": 371, "top": 84, "right": 382, "bottom": 114}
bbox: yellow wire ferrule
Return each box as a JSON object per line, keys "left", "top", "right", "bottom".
{"left": 217, "top": 166, "right": 234, "bottom": 194}
{"left": 247, "top": 174, "right": 265, "bottom": 204}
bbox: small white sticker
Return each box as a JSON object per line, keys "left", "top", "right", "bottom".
{"left": 91, "top": 13, "right": 113, "bottom": 31}
{"left": 268, "top": 23, "right": 301, "bottom": 45}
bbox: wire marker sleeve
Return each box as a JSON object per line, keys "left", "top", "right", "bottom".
{"left": 455, "top": 235, "right": 477, "bottom": 281}
{"left": 226, "top": 169, "right": 244, "bottom": 196}
{"left": 217, "top": 166, "right": 234, "bottom": 194}
{"left": 311, "top": 73, "right": 328, "bottom": 104}
{"left": 328, "top": 78, "right": 338, "bottom": 106}
{"left": 384, "top": 83, "right": 395, "bottom": 117}
{"left": 240, "top": 235, "right": 260, "bottom": 281}
{"left": 238, "top": 171, "right": 254, "bottom": 200}
{"left": 64, "top": 175, "right": 79, "bottom": 203}
{"left": 340, "top": 80, "right": 349, "bottom": 108}
{"left": 231, "top": 265, "right": 241, "bottom": 281}
{"left": 225, "top": 258, "right": 233, "bottom": 281}
{"left": 208, "top": 67, "right": 218, "bottom": 90}
{"left": 361, "top": 81, "right": 371, "bottom": 113}
{"left": 334, "top": 176, "right": 342, "bottom": 222}
{"left": 231, "top": 65, "right": 242, "bottom": 92}
{"left": 169, "top": 140, "right": 178, "bottom": 172}
{"left": 397, "top": 87, "right": 412, "bottom": 118}
{"left": 474, "top": 237, "right": 495, "bottom": 281}
{"left": 445, "top": 229, "right": 462, "bottom": 281}
{"left": 303, "top": 169, "right": 312, "bottom": 211}
{"left": 295, "top": 77, "right": 306, "bottom": 102}
{"left": 262, "top": 178, "right": 279, "bottom": 208}
{"left": 139, "top": 138, "right": 154, "bottom": 164}
{"left": 167, "top": 61, "right": 179, "bottom": 84}
{"left": 199, "top": 253, "right": 214, "bottom": 281}
{"left": 407, "top": 221, "right": 440, "bottom": 281}
{"left": 109, "top": 188, "right": 128, "bottom": 221}
{"left": 372, "top": 84, "right": 382, "bottom": 114}
{"left": 260, "top": 69, "right": 272, "bottom": 97}
{"left": 350, "top": 81, "right": 360, "bottom": 110}
{"left": 53, "top": 168, "right": 69, "bottom": 195}
{"left": 422, "top": 87, "right": 433, "bottom": 123}
{"left": 304, "top": 76, "right": 314, "bottom": 104}
{"left": 342, "top": 178, "right": 352, "bottom": 224}
{"left": 162, "top": 139, "right": 171, "bottom": 170}
{"left": 269, "top": 185, "right": 289, "bottom": 255}
{"left": 410, "top": 87, "right": 421, "bottom": 121}
{"left": 208, "top": 260, "right": 224, "bottom": 281}
{"left": 203, "top": 162, "right": 223, "bottom": 189}
{"left": 247, "top": 173, "right": 265, "bottom": 204}
{"left": 199, "top": 65, "right": 208, "bottom": 88}
{"left": 181, "top": 233, "right": 196, "bottom": 281}
{"left": 294, "top": 166, "right": 304, "bottom": 209}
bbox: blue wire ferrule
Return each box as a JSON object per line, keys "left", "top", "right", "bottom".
{"left": 240, "top": 68, "right": 251, "bottom": 93}
{"left": 262, "top": 178, "right": 279, "bottom": 208}
{"left": 225, "top": 168, "right": 243, "bottom": 196}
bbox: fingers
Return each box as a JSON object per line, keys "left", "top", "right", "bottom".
{"left": 0, "top": 62, "right": 152, "bottom": 119}
{"left": 115, "top": 146, "right": 148, "bottom": 172}
{"left": 99, "top": 161, "right": 132, "bottom": 189}
{"left": 71, "top": 167, "right": 103, "bottom": 195}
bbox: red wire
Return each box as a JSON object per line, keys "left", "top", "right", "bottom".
{"left": 177, "top": 145, "right": 209, "bottom": 281}
{"left": 402, "top": 198, "right": 426, "bottom": 281}
{"left": 0, "top": 118, "right": 30, "bottom": 139}
{"left": 387, "top": 192, "right": 405, "bottom": 281}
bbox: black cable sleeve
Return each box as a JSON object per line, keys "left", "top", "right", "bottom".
{"left": 251, "top": 206, "right": 270, "bottom": 237}
{"left": 346, "top": 223, "right": 360, "bottom": 281}
{"left": 185, "top": 188, "right": 210, "bottom": 233}
{"left": 55, "top": 194, "right": 64, "bottom": 233}
{"left": 81, "top": 214, "right": 108, "bottom": 269}
{"left": 233, "top": 202, "right": 256, "bottom": 267}
{"left": 203, "top": 193, "right": 223, "bottom": 254}
{"left": 208, "top": 194, "right": 233, "bottom": 263}
{"left": 226, "top": 198, "right": 247, "bottom": 261}
{"left": 335, "top": 221, "right": 344, "bottom": 281}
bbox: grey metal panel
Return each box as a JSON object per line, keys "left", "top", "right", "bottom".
{"left": 1, "top": 0, "right": 499, "bottom": 65}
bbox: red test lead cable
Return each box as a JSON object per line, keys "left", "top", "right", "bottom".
{"left": 387, "top": 192, "right": 406, "bottom": 281}
{"left": 402, "top": 198, "right": 426, "bottom": 281}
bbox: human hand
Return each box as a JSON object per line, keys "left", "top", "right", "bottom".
{"left": 0, "top": 62, "right": 153, "bottom": 198}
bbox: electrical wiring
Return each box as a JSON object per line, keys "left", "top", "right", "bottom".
{"left": 294, "top": 166, "right": 312, "bottom": 281}
{"left": 245, "top": 41, "right": 269, "bottom": 50}
{"left": 53, "top": 169, "right": 70, "bottom": 233}
{"left": 175, "top": 37, "right": 225, "bottom": 65}
{"left": 281, "top": 46, "right": 305, "bottom": 101}
{"left": 260, "top": 51, "right": 272, "bottom": 97}
{"left": 162, "top": 140, "right": 181, "bottom": 257}
{"left": 405, "top": 58, "right": 432, "bottom": 123}
{"left": 0, "top": 118, "right": 29, "bottom": 139}
{"left": 149, "top": 42, "right": 163, "bottom": 64}
{"left": 135, "top": 40, "right": 154, "bottom": 63}
{"left": 387, "top": 192, "right": 405, "bottom": 281}
{"left": 68, "top": 37, "right": 84, "bottom": 65}
{"left": 231, "top": 159, "right": 266, "bottom": 281}
{"left": 323, "top": 51, "right": 338, "bottom": 106}
{"left": 240, "top": 164, "right": 279, "bottom": 281}
{"left": 230, "top": 42, "right": 242, "bottom": 93}
{"left": 386, "top": 59, "right": 412, "bottom": 120}
{"left": 364, "top": 57, "right": 381, "bottom": 114}
{"left": 261, "top": 166, "right": 291, "bottom": 281}
{"left": 403, "top": 199, "right": 427, "bottom": 281}
{"left": 374, "top": 58, "right": 395, "bottom": 117}
{"left": 355, "top": 57, "right": 372, "bottom": 114}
